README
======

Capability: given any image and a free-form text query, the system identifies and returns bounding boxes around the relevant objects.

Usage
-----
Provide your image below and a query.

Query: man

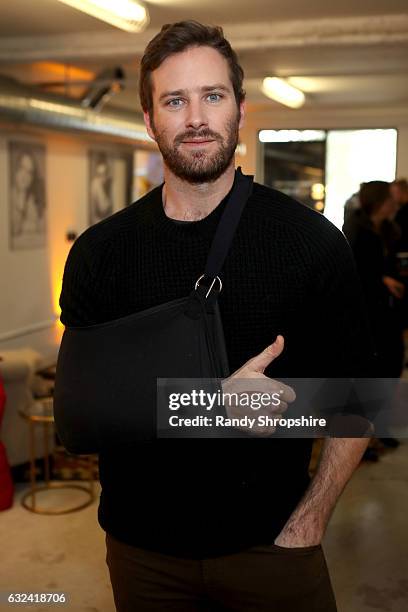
[59,21,374,612]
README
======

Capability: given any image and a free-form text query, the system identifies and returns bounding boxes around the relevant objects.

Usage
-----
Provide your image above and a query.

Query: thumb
[248,336,285,374]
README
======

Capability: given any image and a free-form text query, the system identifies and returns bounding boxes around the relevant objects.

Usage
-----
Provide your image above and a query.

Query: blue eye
[207,93,222,102]
[167,98,184,107]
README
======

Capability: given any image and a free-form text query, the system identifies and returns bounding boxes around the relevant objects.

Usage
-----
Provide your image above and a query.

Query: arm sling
[53,168,254,453]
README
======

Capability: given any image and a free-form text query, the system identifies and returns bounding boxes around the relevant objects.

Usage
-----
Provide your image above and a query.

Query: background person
[392,178,408,330]
[343,181,404,451]
[392,178,408,251]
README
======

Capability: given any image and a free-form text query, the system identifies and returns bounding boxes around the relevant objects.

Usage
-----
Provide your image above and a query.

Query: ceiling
[2,0,408,34]
[1,0,408,115]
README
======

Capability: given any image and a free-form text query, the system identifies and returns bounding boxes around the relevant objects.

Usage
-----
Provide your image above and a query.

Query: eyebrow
[158,84,231,101]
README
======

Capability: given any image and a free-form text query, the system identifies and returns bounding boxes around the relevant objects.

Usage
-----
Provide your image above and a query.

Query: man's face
[144,45,245,184]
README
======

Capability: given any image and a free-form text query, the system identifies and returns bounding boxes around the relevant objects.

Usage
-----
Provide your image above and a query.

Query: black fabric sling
[53,168,254,454]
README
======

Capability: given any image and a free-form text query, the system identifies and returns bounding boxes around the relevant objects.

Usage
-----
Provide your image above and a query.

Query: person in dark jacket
[343,181,404,451]
[392,178,408,252]
[392,179,408,327]
[343,181,404,376]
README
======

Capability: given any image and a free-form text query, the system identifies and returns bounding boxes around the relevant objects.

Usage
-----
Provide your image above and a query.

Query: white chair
[0,348,55,467]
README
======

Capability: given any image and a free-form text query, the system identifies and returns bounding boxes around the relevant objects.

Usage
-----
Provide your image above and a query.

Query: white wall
[0,123,136,352]
[396,126,408,177]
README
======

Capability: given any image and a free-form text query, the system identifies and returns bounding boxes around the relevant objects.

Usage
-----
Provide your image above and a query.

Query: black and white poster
[88,150,114,225]
[9,141,47,250]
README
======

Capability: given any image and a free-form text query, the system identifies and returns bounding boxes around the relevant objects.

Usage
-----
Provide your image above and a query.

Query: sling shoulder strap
[195,167,254,299]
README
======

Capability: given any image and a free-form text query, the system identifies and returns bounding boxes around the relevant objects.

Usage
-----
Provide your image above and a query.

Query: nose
[185,97,208,130]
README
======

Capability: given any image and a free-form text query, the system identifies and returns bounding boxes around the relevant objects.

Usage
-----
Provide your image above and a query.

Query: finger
[247,336,285,374]
[222,379,296,404]
[276,401,288,413]
[276,384,296,403]
[261,381,296,403]
[259,402,288,422]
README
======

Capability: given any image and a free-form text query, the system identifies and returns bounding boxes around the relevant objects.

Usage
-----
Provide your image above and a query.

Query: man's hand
[221,336,296,436]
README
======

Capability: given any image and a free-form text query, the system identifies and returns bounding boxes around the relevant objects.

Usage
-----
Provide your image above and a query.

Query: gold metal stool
[19,397,95,515]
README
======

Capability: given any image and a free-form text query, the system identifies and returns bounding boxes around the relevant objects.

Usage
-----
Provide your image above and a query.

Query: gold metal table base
[19,403,96,515]
[21,480,95,515]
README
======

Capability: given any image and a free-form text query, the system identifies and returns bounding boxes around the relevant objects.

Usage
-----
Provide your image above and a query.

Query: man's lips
[181,139,215,144]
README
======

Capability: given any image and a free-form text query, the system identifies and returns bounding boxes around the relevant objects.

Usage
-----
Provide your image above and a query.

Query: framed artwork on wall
[8,140,47,250]
[88,150,115,225]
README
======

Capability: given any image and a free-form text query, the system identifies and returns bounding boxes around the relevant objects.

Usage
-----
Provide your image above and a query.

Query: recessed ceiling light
[57,0,149,33]
[261,77,305,109]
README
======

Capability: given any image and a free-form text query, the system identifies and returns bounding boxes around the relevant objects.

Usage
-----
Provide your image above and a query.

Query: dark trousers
[106,533,337,612]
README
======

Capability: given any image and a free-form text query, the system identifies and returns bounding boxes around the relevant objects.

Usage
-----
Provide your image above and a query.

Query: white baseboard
[0,319,58,342]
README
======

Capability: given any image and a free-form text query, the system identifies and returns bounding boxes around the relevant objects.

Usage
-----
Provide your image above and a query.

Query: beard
[152,112,240,184]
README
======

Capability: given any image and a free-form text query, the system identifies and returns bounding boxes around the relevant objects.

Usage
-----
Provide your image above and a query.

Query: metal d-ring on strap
[195,274,223,299]
[192,168,253,302]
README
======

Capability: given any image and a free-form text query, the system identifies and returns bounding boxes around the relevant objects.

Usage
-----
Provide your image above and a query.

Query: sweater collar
[148,175,235,241]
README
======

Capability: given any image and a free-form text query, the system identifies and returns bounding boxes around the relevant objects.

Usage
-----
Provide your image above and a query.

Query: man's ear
[143,111,156,141]
[239,99,246,130]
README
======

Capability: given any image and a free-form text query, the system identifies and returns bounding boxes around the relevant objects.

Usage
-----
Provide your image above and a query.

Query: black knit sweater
[59,175,374,558]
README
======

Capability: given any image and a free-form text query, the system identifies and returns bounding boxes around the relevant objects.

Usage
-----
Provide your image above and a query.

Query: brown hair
[139,20,245,117]
[359,181,391,216]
